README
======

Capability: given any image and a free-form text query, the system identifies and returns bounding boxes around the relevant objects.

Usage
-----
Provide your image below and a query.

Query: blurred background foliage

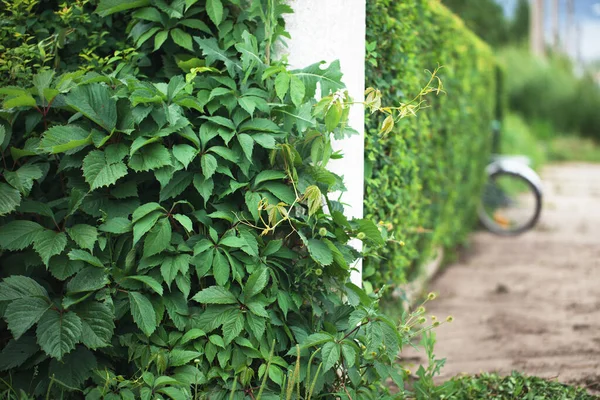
[443,0,600,163]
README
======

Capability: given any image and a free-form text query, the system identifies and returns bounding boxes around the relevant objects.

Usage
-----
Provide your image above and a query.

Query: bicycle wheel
[478,163,543,236]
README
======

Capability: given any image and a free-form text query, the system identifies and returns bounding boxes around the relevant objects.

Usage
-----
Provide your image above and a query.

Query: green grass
[500,114,547,170]
[547,136,600,163]
[440,371,599,399]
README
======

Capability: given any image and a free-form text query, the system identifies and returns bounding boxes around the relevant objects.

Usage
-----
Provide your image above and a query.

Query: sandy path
[407,163,600,393]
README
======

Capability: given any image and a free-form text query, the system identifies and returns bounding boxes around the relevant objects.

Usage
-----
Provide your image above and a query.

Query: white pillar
[283,1,366,286]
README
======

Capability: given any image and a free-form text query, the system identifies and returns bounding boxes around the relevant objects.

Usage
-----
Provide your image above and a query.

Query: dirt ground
[405,163,600,393]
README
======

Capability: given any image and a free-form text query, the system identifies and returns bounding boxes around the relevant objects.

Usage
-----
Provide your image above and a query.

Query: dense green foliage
[441,0,509,47]
[444,371,599,399]
[0,1,442,399]
[364,0,496,286]
[501,46,600,141]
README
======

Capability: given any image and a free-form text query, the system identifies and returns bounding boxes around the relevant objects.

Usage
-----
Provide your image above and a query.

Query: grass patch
[441,371,599,399]
[547,136,600,163]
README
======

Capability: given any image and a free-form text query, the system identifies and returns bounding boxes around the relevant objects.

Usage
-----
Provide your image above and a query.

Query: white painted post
[283,1,366,286]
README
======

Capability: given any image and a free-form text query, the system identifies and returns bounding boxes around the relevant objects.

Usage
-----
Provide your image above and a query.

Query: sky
[497,0,600,63]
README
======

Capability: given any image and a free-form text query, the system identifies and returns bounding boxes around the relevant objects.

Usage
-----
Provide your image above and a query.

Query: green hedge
[364,0,497,287]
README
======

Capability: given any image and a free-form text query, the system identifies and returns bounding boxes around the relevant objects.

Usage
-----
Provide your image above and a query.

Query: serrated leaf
[306,239,333,266]
[193,175,213,207]
[243,267,269,299]
[292,60,344,99]
[223,311,244,345]
[212,250,229,286]
[321,342,340,372]
[36,309,82,360]
[143,218,171,257]
[3,94,37,108]
[39,125,92,154]
[0,220,44,251]
[245,312,265,339]
[192,286,237,304]
[253,170,286,187]
[66,267,109,294]
[289,75,305,107]
[201,153,217,179]
[180,328,206,344]
[161,254,190,286]
[83,150,128,190]
[159,171,193,201]
[237,134,254,161]
[68,249,104,268]
[33,230,67,266]
[5,297,51,339]
[356,219,385,246]
[0,276,47,302]
[171,28,194,51]
[128,292,157,336]
[169,349,202,367]
[126,275,164,296]
[133,202,164,223]
[173,214,193,233]
[274,72,290,101]
[76,302,115,349]
[0,336,39,371]
[98,217,132,234]
[172,144,197,169]
[238,118,280,133]
[260,182,296,204]
[66,84,117,131]
[154,30,169,51]
[95,0,150,16]
[67,224,98,251]
[206,0,223,26]
[128,143,171,172]
[49,256,84,280]
[4,164,43,196]
[0,183,21,216]
[133,211,163,244]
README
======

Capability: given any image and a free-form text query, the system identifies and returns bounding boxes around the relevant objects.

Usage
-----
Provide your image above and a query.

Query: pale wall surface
[283,0,366,284]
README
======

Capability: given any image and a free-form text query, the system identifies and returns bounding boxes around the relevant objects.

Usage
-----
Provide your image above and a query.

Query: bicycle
[478,122,543,236]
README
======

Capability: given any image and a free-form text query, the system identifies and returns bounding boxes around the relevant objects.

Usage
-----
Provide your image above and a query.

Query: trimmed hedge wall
[364,0,497,287]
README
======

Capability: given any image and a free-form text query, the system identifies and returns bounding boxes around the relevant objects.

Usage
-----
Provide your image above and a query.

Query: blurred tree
[442,0,510,46]
[511,0,530,43]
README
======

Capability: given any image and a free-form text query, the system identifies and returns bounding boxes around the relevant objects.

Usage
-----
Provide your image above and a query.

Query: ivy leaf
[68,249,104,268]
[49,256,84,280]
[245,312,265,340]
[275,73,290,101]
[237,134,254,161]
[212,249,229,286]
[0,220,44,251]
[193,176,214,207]
[291,60,344,99]
[170,28,194,51]
[356,219,385,246]
[128,143,171,172]
[0,183,21,216]
[76,301,115,349]
[36,310,82,360]
[126,275,164,296]
[321,342,341,372]
[239,118,280,133]
[98,217,132,234]
[201,154,218,179]
[5,297,51,340]
[159,171,193,201]
[306,239,333,266]
[4,164,43,196]
[289,75,306,107]
[243,267,269,299]
[39,125,92,154]
[128,292,157,336]
[341,343,357,368]
[66,84,117,131]
[143,218,172,257]
[95,0,150,17]
[160,254,190,287]
[169,349,202,367]
[222,311,244,345]
[195,37,240,76]
[66,267,109,294]
[67,224,98,251]
[33,230,67,266]
[206,0,223,26]
[173,214,193,232]
[0,336,39,371]
[83,150,128,190]
[172,144,197,169]
[253,170,287,187]
[180,328,206,344]
[192,286,237,304]
[0,276,48,301]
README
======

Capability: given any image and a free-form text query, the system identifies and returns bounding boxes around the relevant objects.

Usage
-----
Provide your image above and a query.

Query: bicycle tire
[478,163,543,236]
